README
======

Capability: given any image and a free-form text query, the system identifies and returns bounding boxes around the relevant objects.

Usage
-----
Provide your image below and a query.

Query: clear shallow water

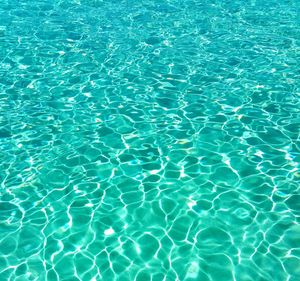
[0,0,300,280]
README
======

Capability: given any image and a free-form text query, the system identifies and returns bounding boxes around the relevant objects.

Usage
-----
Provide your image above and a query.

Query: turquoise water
[1,0,300,280]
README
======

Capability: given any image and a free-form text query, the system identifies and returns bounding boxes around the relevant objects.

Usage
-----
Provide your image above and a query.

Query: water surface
[0,0,300,280]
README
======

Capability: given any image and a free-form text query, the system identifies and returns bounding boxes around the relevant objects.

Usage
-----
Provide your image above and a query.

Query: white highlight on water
[104,227,115,236]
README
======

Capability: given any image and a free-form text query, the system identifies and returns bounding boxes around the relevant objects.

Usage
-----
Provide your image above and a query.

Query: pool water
[1,0,300,280]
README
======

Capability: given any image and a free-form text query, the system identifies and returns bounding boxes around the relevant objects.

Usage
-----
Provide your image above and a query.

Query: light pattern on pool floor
[0,0,300,280]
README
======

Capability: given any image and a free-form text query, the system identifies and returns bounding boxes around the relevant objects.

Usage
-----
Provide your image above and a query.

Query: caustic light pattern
[0,0,300,280]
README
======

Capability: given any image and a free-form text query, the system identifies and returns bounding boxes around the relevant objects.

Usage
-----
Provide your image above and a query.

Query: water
[0,0,300,280]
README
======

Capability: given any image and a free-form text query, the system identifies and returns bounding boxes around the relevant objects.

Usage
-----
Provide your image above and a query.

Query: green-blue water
[1,0,300,280]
